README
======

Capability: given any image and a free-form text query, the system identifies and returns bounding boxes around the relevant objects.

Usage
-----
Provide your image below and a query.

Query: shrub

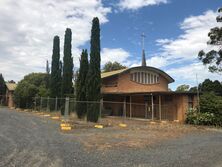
[186,109,222,127]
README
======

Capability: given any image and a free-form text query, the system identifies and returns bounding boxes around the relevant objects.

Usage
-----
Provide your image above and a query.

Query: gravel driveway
[0,108,222,167]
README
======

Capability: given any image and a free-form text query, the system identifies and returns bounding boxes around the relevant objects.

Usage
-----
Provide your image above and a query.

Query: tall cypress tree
[0,74,6,95]
[0,74,6,104]
[86,17,101,122]
[76,49,89,118]
[50,36,61,98]
[61,28,73,98]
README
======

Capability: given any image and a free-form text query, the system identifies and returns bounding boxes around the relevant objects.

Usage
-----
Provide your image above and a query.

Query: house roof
[6,83,17,91]
[101,66,175,83]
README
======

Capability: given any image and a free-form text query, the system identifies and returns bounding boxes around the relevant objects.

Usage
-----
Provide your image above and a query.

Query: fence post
[47,96,50,112]
[40,97,43,112]
[34,97,37,111]
[99,98,103,119]
[55,97,58,111]
[64,97,70,120]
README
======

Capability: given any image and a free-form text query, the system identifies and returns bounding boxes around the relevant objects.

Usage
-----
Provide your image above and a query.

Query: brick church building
[101,49,197,122]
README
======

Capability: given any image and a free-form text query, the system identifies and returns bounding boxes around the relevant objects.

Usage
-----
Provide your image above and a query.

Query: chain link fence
[28,97,177,121]
[0,95,178,121]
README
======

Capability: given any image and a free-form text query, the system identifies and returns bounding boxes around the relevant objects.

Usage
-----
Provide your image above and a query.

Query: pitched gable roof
[6,83,17,91]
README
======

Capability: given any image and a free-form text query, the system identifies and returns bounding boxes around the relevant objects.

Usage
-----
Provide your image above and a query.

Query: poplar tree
[76,49,89,118]
[50,36,61,98]
[86,17,101,122]
[61,28,73,98]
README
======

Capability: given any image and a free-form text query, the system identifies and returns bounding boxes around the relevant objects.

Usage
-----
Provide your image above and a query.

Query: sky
[0,0,221,90]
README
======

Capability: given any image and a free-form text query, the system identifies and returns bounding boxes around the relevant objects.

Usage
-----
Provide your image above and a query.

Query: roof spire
[141,33,146,66]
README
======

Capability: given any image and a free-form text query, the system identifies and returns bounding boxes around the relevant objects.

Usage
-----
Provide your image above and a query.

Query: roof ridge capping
[101,66,174,83]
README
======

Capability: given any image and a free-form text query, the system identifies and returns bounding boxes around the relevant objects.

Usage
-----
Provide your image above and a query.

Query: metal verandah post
[123,97,126,119]
[151,94,154,120]
[130,96,132,119]
[159,95,162,121]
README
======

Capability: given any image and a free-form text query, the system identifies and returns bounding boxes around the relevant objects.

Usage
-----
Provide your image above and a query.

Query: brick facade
[101,66,197,122]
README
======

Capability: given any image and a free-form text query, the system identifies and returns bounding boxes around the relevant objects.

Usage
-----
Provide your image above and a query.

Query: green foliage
[0,74,6,95]
[14,73,50,108]
[50,36,62,98]
[199,79,222,96]
[176,84,190,92]
[186,109,216,126]
[199,92,222,115]
[189,86,198,92]
[61,28,74,99]
[86,17,101,122]
[198,8,222,73]
[186,92,222,126]
[76,49,89,119]
[103,61,126,72]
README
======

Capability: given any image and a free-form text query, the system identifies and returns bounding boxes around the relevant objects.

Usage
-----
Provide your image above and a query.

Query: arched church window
[130,72,160,84]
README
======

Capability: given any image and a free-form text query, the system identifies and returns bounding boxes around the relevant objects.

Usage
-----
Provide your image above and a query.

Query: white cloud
[153,10,222,89]
[156,10,220,63]
[0,0,111,81]
[167,62,222,90]
[101,48,131,66]
[118,0,168,10]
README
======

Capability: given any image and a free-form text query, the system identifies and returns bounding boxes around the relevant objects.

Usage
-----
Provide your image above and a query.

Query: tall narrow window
[141,72,144,83]
[148,73,150,84]
[138,72,140,83]
[151,74,153,84]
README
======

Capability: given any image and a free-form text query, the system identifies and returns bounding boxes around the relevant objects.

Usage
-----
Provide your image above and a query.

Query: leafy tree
[198,7,222,73]
[0,74,6,95]
[14,73,50,108]
[189,86,198,92]
[200,79,222,96]
[76,49,89,118]
[86,17,101,122]
[50,36,61,98]
[200,92,222,115]
[176,84,190,92]
[103,61,126,72]
[61,28,73,98]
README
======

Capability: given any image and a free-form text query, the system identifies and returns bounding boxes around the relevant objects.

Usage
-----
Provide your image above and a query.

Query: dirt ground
[23,109,208,151]
[71,117,207,151]
[2,108,222,167]
[15,109,208,151]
